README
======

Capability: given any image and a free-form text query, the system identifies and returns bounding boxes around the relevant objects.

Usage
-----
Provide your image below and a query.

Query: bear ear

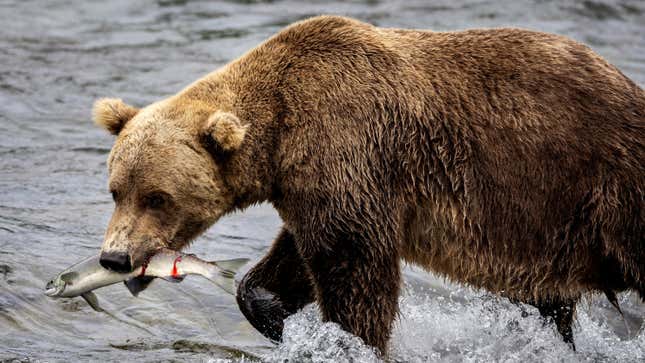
[203,111,248,151]
[92,98,139,135]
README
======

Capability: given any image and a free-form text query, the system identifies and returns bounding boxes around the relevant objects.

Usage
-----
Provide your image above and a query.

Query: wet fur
[96,16,644,353]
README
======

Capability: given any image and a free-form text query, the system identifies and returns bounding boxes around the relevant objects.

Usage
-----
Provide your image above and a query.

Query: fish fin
[212,258,249,277]
[81,292,104,312]
[161,275,185,283]
[207,258,249,295]
[124,276,155,297]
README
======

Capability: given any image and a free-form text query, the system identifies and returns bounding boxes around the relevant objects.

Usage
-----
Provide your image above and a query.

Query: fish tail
[206,258,249,295]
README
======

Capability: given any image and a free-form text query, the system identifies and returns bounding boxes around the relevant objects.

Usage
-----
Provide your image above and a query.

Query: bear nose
[99,251,132,273]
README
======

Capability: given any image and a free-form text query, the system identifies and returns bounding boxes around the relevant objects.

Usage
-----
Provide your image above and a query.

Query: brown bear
[92,16,644,354]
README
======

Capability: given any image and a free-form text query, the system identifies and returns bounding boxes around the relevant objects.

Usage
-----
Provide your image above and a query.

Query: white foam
[261,279,643,363]
[263,305,381,363]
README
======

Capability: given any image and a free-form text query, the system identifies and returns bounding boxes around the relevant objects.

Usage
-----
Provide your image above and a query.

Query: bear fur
[94,16,644,353]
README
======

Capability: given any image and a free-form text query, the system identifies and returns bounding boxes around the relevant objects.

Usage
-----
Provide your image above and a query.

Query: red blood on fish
[139,262,148,276]
[171,255,182,277]
[139,255,152,276]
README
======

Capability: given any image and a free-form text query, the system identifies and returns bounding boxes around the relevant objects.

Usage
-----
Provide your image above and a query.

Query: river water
[0,0,643,362]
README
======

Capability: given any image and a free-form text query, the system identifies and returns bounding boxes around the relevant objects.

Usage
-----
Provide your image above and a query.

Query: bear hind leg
[534,299,577,350]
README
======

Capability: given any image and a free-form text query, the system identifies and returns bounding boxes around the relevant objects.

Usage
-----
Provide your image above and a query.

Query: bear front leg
[237,227,314,341]
[301,230,402,354]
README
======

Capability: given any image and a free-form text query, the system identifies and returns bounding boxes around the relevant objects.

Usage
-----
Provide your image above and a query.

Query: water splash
[263,305,381,363]
[256,283,643,363]
[391,290,577,363]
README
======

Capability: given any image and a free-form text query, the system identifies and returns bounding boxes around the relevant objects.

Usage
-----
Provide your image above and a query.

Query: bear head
[92,97,247,271]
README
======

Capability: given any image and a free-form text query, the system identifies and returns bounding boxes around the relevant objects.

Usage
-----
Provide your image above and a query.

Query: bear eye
[145,193,167,210]
[110,190,119,202]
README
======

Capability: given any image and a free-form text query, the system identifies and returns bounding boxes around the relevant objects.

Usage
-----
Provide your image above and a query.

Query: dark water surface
[1,1,644,362]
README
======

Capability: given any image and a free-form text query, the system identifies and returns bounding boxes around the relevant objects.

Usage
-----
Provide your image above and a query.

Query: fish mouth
[44,280,64,297]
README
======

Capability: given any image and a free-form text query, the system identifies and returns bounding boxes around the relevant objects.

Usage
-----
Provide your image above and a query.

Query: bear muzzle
[99,251,132,273]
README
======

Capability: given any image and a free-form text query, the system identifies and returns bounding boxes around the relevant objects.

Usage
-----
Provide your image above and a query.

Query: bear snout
[99,251,132,273]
